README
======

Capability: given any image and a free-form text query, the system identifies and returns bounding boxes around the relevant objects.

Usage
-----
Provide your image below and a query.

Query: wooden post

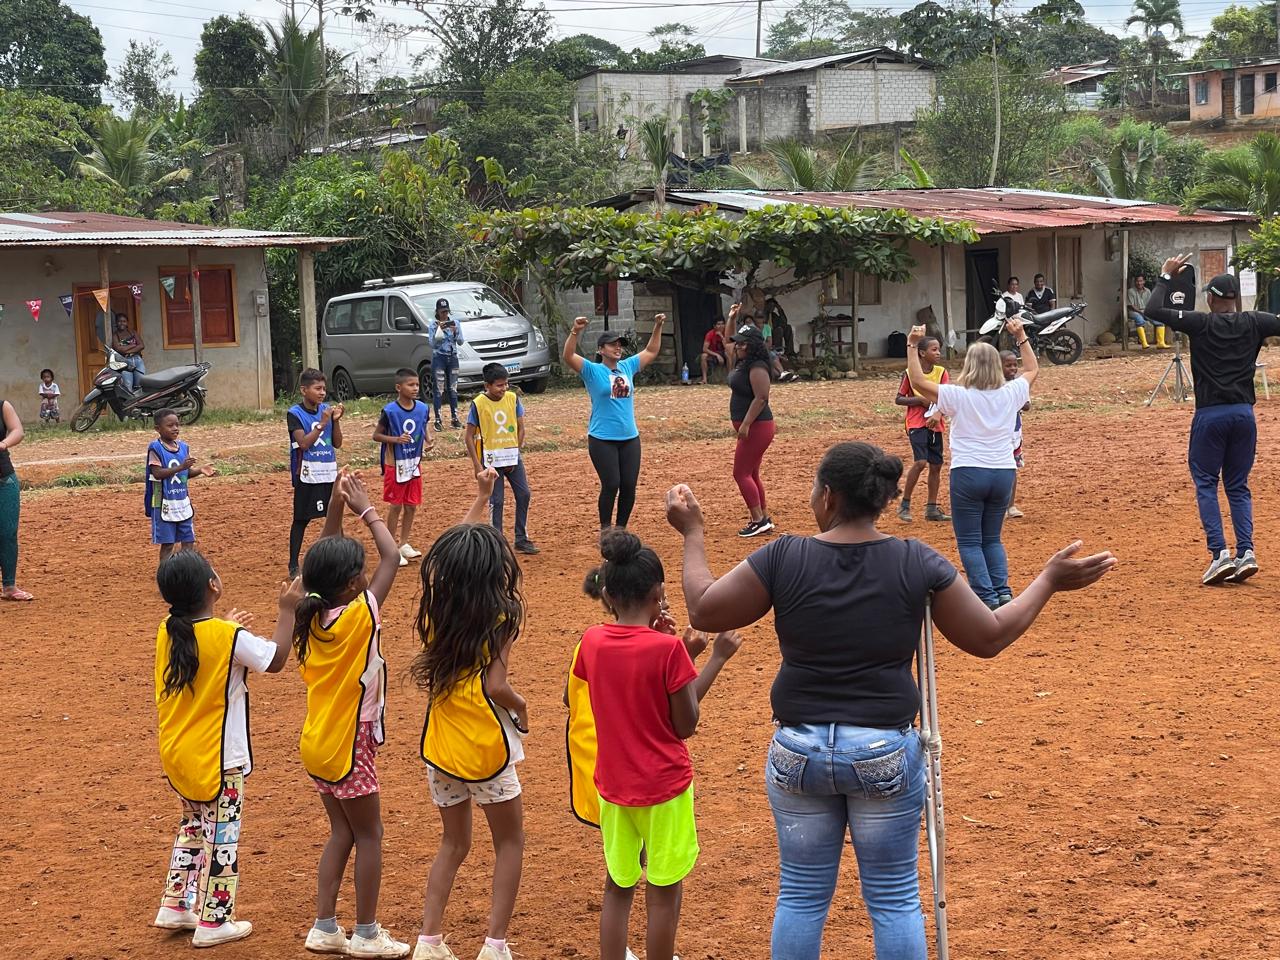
[97,247,110,344]
[738,93,747,153]
[1121,229,1130,351]
[940,244,955,358]
[188,247,203,364]
[572,100,580,143]
[852,270,860,374]
[298,248,320,372]
[893,124,902,172]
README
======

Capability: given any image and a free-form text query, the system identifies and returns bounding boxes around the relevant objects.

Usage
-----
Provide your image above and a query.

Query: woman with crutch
[663,442,1115,960]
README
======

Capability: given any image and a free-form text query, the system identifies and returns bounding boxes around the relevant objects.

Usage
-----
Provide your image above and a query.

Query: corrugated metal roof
[658,188,1254,235]
[729,48,926,83]
[0,211,348,248]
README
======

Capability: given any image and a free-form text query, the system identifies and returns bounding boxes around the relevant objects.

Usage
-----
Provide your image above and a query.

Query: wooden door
[73,285,139,399]
[1201,248,1227,282]
[1241,74,1256,116]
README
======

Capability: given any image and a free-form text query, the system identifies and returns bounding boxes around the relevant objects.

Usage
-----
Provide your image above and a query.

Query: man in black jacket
[1147,254,1280,585]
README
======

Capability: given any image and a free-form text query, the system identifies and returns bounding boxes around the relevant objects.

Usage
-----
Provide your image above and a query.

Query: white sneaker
[1227,548,1259,583]
[154,906,199,930]
[1006,505,1024,518]
[192,920,253,948]
[1203,549,1236,586]
[625,950,639,960]
[305,925,351,954]
[349,926,411,958]
[477,945,513,960]
[400,543,423,560]
[413,939,459,960]
[398,552,409,567]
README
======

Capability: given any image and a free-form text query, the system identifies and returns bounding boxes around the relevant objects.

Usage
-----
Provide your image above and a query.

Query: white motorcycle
[979,294,1085,365]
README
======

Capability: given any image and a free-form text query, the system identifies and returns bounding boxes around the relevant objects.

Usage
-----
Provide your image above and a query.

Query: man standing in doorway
[1026,274,1056,314]
[1146,257,1280,585]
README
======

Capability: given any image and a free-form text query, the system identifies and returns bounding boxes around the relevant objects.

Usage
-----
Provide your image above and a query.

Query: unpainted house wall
[574,71,727,149]
[814,64,936,130]
[1189,71,1224,122]
[0,246,273,422]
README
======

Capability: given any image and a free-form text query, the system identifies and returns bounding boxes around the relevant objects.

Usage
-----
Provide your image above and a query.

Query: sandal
[1,587,34,601]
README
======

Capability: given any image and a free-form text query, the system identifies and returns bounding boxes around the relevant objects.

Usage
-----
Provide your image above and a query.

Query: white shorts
[427,764,522,808]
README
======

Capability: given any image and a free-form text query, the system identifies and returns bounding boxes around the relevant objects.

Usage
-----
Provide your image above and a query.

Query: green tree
[74,113,192,213]
[1187,132,1280,218]
[1195,3,1276,60]
[625,24,705,70]
[764,0,851,59]
[108,39,177,116]
[1088,139,1157,198]
[255,15,342,158]
[918,59,1069,187]
[899,0,994,66]
[1233,215,1280,309]
[1125,0,1184,106]
[193,15,268,142]
[1016,0,1123,67]
[842,9,905,49]
[0,0,107,108]
[724,137,885,190]
[533,33,625,77]
[637,116,674,212]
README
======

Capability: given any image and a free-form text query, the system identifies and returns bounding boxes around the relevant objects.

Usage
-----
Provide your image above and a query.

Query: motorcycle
[70,348,211,433]
[979,294,1085,365]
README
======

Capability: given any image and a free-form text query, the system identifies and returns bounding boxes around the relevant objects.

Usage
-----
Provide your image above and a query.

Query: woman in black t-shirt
[0,400,30,601]
[726,312,776,539]
[664,441,1114,960]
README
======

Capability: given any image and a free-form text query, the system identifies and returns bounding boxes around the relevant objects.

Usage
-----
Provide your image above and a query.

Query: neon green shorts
[599,784,699,888]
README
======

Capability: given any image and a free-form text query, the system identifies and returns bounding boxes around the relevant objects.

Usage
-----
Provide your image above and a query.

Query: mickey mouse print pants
[160,770,244,928]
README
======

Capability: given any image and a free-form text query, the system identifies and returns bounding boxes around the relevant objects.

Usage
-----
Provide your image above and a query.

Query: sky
[67,0,1237,104]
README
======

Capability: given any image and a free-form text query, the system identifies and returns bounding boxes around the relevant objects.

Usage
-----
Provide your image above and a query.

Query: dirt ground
[5,352,1280,960]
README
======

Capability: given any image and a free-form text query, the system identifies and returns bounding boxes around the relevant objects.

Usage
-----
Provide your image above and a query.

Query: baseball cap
[1205,273,1239,299]
[596,331,626,347]
[435,298,450,311]
[729,324,764,343]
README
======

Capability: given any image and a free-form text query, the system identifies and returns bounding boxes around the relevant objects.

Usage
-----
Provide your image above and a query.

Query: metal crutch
[918,597,949,960]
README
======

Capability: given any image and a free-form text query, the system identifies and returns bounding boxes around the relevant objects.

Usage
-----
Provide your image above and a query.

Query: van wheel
[331,368,357,402]
[418,364,435,403]
[523,376,549,394]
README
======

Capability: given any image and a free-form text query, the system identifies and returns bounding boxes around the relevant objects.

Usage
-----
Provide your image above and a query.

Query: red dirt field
[4,353,1280,960]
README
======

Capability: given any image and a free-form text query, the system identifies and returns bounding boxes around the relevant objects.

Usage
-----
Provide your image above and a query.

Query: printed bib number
[484,447,520,469]
[161,496,194,523]
[396,457,421,483]
[300,460,338,484]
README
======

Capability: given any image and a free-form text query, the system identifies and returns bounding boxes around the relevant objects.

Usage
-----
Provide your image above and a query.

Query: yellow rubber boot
[1136,326,1150,348]
[1156,325,1168,348]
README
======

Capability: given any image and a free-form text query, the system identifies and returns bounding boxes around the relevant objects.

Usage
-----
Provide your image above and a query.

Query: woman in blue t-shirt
[561,313,668,528]
[664,441,1115,960]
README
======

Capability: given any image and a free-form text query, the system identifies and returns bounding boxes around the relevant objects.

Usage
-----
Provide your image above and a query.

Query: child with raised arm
[296,470,410,958]
[573,529,742,960]
[152,550,292,947]
[464,362,539,555]
[373,367,434,566]
[146,408,216,566]
[287,368,345,579]
[895,335,949,523]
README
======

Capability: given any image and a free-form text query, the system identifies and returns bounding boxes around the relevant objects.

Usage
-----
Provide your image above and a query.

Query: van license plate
[504,362,521,374]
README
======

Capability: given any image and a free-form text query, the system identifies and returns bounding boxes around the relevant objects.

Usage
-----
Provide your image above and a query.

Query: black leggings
[587,435,642,528]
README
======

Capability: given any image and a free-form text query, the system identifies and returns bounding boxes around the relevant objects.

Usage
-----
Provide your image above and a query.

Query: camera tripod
[1146,331,1192,406]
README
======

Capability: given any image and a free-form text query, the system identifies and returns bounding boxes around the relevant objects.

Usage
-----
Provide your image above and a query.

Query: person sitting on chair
[110,313,147,392]
[1128,274,1167,349]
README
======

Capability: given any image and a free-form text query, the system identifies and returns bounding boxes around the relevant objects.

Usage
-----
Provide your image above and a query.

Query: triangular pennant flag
[129,282,143,301]
[60,294,73,316]
[92,288,109,312]
[25,299,41,322]
[192,269,200,282]
[161,276,177,298]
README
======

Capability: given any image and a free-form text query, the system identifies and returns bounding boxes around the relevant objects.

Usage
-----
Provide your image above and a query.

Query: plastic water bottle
[681,363,690,384]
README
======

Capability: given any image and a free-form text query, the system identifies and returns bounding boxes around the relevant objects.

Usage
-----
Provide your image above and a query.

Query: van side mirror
[394,316,418,331]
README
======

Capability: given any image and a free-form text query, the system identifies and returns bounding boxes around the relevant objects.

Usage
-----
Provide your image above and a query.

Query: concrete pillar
[572,100,580,143]
[298,248,319,372]
[188,247,203,364]
[738,94,748,153]
[941,244,955,357]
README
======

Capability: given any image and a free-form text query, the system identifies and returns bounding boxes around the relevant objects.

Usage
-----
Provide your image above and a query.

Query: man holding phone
[430,297,466,431]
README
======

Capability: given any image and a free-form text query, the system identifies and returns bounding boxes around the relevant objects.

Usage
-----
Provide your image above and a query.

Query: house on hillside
[1180,58,1280,123]
[572,49,934,156]
[0,212,345,421]
[1043,61,1116,109]
[571,188,1254,371]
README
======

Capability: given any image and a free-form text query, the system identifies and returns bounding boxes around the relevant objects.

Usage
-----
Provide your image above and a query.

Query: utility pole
[756,0,763,57]
[987,0,1001,186]
[318,0,330,150]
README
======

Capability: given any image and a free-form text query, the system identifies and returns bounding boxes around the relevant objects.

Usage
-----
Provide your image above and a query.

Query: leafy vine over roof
[467,203,979,296]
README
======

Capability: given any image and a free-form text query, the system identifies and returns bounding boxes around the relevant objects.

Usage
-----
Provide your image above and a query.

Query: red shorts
[383,465,423,505]
[313,720,380,799]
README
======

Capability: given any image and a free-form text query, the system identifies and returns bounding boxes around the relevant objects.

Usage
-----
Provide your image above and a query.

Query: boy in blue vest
[287,368,345,578]
[145,408,215,566]
[464,362,540,554]
[373,367,434,566]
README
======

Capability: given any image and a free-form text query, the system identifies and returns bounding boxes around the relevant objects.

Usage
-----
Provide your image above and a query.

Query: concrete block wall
[817,66,935,130]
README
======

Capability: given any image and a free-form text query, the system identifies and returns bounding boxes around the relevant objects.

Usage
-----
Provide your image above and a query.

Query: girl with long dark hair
[153,550,290,947]
[726,311,777,537]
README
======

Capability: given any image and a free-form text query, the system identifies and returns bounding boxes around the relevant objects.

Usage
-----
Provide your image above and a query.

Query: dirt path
[4,352,1279,959]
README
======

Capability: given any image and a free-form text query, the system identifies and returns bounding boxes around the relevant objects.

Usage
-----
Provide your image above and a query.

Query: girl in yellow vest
[294,470,411,959]
[410,521,528,960]
[153,549,291,948]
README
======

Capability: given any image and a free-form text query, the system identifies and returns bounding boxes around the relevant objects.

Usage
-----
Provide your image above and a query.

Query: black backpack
[887,330,908,359]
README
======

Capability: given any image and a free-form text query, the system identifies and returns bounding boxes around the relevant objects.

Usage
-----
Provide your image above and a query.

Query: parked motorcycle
[70,348,210,433]
[980,294,1085,365]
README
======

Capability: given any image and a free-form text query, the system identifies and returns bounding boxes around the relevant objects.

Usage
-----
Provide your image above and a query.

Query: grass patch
[52,470,110,488]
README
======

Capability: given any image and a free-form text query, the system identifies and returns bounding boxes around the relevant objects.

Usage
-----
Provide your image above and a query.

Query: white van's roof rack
[360,272,436,290]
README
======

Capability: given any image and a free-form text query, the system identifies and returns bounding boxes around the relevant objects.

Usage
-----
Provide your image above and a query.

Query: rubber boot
[1156,325,1168,348]
[1136,326,1150,348]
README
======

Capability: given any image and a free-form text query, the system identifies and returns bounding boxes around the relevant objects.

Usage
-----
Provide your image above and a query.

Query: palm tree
[254,15,342,158]
[1187,132,1280,218]
[637,116,674,212]
[1125,0,1184,107]
[723,137,885,191]
[75,113,191,211]
[1088,138,1158,199]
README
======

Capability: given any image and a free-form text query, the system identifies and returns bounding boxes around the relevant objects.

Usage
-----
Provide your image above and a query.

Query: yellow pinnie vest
[472,392,520,468]
[155,617,241,804]
[566,641,601,827]
[298,592,384,783]
[421,642,510,783]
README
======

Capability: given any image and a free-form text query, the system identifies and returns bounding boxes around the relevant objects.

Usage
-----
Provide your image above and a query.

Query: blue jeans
[122,354,146,392]
[490,460,532,545]
[431,356,458,419]
[949,466,1016,606]
[766,723,926,960]
[1130,312,1163,332]
[1188,403,1256,554]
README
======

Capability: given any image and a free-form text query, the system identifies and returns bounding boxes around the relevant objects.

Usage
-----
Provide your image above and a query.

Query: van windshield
[413,287,517,322]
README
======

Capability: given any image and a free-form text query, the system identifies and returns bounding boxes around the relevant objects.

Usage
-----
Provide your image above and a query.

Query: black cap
[435,298,450,311]
[1205,273,1239,299]
[596,331,625,348]
[729,323,764,343]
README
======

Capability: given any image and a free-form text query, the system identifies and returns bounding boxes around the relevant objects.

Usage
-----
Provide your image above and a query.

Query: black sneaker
[451,418,463,430]
[756,516,776,533]
[433,418,443,432]
[738,519,769,538]
[514,541,541,555]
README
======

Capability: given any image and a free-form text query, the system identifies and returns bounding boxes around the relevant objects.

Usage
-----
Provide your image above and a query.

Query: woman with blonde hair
[907,319,1038,608]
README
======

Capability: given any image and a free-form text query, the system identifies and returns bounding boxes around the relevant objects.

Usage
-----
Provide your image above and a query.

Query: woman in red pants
[728,320,776,537]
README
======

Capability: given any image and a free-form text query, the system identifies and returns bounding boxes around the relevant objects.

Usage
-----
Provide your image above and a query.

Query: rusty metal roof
[0,211,349,248]
[651,188,1254,235]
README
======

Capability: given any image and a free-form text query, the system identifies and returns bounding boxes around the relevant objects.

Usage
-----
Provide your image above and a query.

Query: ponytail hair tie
[306,592,324,601]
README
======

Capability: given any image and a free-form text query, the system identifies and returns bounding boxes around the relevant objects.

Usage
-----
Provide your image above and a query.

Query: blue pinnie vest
[290,403,338,485]
[380,399,429,480]
[146,439,193,521]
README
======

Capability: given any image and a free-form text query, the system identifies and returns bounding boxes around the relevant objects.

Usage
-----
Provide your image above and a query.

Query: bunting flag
[25,299,41,322]
[0,303,5,325]
[192,269,200,281]
[60,294,73,316]
[129,282,143,301]
[161,276,177,298]
[92,288,110,312]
